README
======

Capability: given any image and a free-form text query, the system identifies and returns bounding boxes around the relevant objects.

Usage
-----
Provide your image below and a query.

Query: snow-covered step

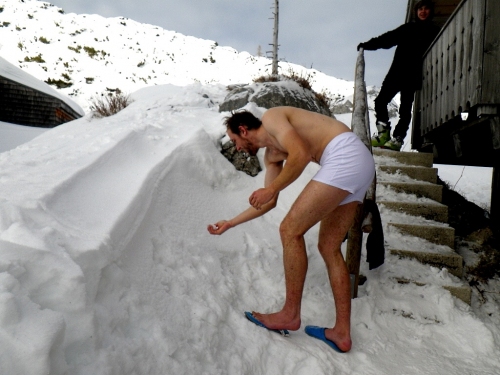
[390,248,463,277]
[379,165,438,183]
[379,181,443,202]
[395,278,471,305]
[373,148,434,167]
[378,201,449,222]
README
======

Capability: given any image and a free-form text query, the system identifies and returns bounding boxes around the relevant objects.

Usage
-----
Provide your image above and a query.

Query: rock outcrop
[218,80,334,176]
[219,81,332,117]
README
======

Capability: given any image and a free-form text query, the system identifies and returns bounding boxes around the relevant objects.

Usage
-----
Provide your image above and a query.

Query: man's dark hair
[223,110,262,135]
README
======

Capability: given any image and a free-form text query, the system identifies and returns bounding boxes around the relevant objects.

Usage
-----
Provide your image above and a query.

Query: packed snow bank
[0,121,48,153]
[0,84,499,374]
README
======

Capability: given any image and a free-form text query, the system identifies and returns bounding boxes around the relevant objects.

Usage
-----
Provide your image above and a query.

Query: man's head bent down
[224,110,262,156]
[223,110,262,135]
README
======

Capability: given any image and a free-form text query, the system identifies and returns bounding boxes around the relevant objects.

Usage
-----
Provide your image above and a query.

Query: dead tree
[269,0,279,75]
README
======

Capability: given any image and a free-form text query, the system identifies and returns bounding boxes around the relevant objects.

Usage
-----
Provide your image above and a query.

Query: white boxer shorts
[312,132,375,205]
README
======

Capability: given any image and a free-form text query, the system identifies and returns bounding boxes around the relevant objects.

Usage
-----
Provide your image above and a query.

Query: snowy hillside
[0,0,354,111]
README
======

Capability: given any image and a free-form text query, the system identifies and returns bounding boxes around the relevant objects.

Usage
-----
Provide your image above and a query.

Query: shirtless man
[207,106,375,352]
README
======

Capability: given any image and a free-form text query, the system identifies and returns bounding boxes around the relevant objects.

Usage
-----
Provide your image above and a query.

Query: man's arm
[249,111,310,210]
[207,156,283,235]
[359,24,406,51]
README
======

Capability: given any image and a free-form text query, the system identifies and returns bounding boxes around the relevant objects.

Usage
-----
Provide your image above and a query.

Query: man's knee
[317,238,343,257]
[279,216,304,240]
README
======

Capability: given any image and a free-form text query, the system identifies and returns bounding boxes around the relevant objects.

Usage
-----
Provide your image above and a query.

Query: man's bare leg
[317,201,358,352]
[252,180,350,332]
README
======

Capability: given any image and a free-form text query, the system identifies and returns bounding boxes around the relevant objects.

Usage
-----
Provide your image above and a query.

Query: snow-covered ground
[0,1,498,374]
[0,84,499,375]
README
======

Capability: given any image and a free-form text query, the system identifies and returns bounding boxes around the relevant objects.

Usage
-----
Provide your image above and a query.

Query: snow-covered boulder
[219,81,332,117]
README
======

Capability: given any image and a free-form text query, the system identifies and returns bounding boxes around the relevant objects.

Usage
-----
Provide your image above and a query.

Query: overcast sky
[47,0,409,86]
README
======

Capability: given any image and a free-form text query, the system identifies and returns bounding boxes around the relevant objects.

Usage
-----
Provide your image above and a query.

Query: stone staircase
[373,148,471,304]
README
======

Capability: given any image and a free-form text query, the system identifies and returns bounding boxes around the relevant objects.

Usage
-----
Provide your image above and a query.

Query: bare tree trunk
[271,0,279,75]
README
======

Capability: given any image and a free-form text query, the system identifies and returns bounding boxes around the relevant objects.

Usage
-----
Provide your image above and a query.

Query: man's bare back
[261,107,352,164]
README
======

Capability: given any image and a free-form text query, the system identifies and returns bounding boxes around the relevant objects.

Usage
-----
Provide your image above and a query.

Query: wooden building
[406,0,500,226]
[0,57,83,128]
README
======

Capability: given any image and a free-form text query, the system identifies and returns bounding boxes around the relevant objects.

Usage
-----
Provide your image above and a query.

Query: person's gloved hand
[357,43,366,51]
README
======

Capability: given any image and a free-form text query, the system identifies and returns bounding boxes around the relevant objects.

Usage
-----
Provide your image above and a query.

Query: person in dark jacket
[358,0,440,151]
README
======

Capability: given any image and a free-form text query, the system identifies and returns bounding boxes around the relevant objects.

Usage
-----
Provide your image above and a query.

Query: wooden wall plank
[481,0,500,104]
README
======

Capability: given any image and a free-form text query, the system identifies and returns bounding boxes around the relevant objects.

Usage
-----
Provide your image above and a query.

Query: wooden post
[346,204,365,298]
[346,48,375,298]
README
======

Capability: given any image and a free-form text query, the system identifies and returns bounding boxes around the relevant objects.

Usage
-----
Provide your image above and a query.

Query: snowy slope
[0,0,354,111]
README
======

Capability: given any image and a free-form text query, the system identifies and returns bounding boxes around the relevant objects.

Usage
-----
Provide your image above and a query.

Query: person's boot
[371,121,391,148]
[384,136,404,151]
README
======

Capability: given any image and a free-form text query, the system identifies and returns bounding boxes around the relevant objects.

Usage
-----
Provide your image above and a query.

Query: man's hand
[207,220,232,235]
[249,187,276,210]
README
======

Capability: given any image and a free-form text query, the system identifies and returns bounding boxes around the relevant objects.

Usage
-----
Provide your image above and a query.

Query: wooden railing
[414,0,500,141]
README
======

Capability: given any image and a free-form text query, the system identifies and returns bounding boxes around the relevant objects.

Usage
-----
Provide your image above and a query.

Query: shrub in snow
[89,91,132,118]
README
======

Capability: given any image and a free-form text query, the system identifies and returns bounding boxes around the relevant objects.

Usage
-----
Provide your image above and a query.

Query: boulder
[219,81,332,117]
[220,140,261,177]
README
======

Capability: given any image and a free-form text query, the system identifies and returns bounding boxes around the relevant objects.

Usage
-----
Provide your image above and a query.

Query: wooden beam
[491,160,500,233]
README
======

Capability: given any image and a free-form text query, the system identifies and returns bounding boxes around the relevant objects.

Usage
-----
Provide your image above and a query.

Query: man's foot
[371,121,391,148]
[305,326,351,353]
[245,312,290,336]
[324,327,352,352]
[383,136,403,151]
[251,310,301,332]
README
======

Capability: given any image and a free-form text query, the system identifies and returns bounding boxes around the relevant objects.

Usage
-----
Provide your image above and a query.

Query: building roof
[0,56,84,117]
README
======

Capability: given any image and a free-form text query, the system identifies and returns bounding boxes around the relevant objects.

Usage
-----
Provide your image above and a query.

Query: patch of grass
[24,54,45,63]
[253,68,315,91]
[89,91,133,118]
[83,46,98,58]
[68,45,82,53]
[45,78,72,89]
[315,90,332,110]
[39,36,50,44]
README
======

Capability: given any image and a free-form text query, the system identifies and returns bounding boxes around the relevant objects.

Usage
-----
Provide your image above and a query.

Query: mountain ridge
[0,0,355,111]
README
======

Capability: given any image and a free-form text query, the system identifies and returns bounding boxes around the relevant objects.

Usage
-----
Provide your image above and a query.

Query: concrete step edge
[389,248,463,277]
[388,223,455,248]
[373,148,434,167]
[378,165,438,183]
[379,181,443,202]
[378,201,449,223]
[395,278,471,305]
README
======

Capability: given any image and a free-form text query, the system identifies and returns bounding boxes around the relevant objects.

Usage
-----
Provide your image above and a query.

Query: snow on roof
[0,56,84,116]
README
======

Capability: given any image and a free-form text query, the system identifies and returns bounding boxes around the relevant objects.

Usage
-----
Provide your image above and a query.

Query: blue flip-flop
[304,325,346,353]
[244,311,290,337]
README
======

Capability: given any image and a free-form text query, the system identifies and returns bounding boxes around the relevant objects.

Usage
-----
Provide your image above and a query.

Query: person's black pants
[374,75,416,139]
